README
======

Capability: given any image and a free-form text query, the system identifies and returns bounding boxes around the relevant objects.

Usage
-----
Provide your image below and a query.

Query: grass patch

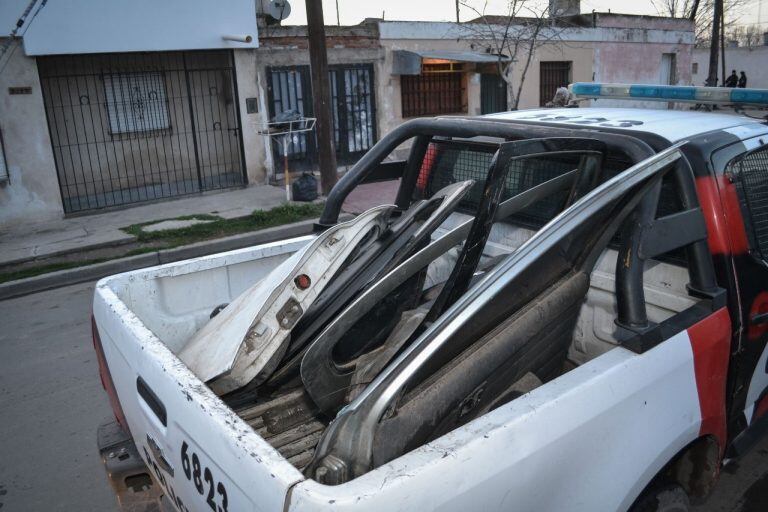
[0,203,325,283]
[0,202,326,285]
[123,202,325,248]
[0,259,107,284]
[128,213,223,230]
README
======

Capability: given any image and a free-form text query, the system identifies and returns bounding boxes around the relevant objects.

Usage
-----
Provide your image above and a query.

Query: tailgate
[93,282,305,512]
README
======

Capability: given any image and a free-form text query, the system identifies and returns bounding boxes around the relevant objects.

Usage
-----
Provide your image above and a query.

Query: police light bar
[569,82,768,106]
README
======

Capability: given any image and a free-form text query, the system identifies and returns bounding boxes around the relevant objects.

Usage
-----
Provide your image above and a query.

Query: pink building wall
[596,42,693,85]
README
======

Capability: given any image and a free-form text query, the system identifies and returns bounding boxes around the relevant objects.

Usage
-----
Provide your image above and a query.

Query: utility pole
[706,0,723,86]
[456,0,460,23]
[306,0,338,195]
[720,4,726,86]
[335,0,340,26]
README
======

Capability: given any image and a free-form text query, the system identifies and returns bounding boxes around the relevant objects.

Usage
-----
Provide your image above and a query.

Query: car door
[283,140,732,512]
[721,143,768,454]
[306,136,724,478]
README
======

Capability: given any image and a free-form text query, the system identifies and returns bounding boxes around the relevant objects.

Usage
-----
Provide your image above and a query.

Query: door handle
[137,377,167,426]
[147,434,175,477]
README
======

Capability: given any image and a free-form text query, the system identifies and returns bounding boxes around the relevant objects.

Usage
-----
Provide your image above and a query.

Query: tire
[630,484,690,512]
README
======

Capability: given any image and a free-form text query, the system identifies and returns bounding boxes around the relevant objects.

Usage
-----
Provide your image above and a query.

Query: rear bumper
[97,419,166,512]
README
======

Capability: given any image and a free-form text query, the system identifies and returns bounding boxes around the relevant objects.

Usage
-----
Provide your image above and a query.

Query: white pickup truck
[93,87,768,512]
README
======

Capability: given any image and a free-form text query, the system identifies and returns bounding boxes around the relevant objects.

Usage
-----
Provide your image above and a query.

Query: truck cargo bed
[234,388,327,471]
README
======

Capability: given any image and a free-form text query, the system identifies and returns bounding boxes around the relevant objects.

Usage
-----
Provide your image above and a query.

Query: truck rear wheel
[630,484,690,512]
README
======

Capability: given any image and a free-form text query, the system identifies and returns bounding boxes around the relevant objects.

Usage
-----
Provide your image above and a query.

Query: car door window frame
[727,144,768,265]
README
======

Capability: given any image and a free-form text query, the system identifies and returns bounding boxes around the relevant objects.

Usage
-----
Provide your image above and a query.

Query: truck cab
[92,86,768,512]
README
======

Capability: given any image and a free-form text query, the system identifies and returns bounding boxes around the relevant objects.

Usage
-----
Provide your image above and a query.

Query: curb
[0,234,138,270]
[0,215,351,301]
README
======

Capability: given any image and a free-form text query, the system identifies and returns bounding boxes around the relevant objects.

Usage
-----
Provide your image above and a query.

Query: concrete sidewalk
[0,185,288,268]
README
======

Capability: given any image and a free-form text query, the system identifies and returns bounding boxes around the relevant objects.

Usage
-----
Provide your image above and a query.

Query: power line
[0,0,39,60]
[0,0,47,77]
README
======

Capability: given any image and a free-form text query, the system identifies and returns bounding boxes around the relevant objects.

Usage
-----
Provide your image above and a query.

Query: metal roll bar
[316,116,718,338]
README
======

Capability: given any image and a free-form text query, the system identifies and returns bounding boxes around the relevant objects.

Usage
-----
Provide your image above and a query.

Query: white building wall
[376,17,694,130]
[691,46,768,88]
[0,43,62,228]
[234,49,271,184]
[4,0,258,56]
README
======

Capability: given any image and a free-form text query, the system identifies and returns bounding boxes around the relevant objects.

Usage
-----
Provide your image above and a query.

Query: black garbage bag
[292,172,318,202]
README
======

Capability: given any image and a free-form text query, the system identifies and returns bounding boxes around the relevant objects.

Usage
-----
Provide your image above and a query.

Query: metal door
[722,144,768,454]
[265,66,316,173]
[330,64,377,165]
[266,63,376,176]
[480,73,507,114]
[38,51,246,213]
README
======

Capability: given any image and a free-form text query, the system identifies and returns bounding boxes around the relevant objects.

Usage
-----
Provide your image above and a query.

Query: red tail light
[92,316,129,432]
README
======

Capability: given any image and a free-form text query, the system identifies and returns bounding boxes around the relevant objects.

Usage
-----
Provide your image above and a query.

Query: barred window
[539,61,572,107]
[104,72,170,134]
[267,67,311,158]
[401,64,464,118]
[730,147,768,260]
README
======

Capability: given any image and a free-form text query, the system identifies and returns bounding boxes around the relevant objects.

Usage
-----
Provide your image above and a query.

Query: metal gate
[480,73,508,114]
[539,61,572,107]
[266,63,376,174]
[38,51,246,213]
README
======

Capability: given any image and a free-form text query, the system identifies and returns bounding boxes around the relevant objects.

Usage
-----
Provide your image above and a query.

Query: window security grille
[104,72,171,134]
[401,64,464,118]
[539,61,572,107]
[731,148,768,260]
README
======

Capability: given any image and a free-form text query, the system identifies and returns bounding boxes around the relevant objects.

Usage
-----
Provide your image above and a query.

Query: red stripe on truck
[754,393,768,424]
[695,176,749,256]
[688,307,731,453]
[748,292,768,342]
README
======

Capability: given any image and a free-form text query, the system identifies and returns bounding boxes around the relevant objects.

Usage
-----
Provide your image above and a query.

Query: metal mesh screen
[592,159,687,265]
[418,140,689,267]
[420,141,578,227]
[732,148,768,259]
[601,162,685,219]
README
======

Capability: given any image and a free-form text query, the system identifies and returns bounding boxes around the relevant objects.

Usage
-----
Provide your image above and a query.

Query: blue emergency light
[569,82,768,106]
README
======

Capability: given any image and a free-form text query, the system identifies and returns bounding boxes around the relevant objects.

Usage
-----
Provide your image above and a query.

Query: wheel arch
[631,434,721,509]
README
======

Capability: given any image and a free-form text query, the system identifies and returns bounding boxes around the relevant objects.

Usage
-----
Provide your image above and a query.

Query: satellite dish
[266,0,291,21]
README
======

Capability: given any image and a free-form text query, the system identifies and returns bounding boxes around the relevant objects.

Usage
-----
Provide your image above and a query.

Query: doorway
[481,74,508,114]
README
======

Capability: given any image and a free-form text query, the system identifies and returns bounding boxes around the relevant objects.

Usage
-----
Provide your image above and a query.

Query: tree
[460,1,566,109]
[652,0,750,47]
[727,23,763,47]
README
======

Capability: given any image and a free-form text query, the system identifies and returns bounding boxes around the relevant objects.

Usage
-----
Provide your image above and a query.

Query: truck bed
[233,387,326,471]
[107,218,695,474]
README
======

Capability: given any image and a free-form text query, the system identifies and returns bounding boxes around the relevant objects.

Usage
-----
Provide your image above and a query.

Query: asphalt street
[0,282,117,511]
[0,281,767,511]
